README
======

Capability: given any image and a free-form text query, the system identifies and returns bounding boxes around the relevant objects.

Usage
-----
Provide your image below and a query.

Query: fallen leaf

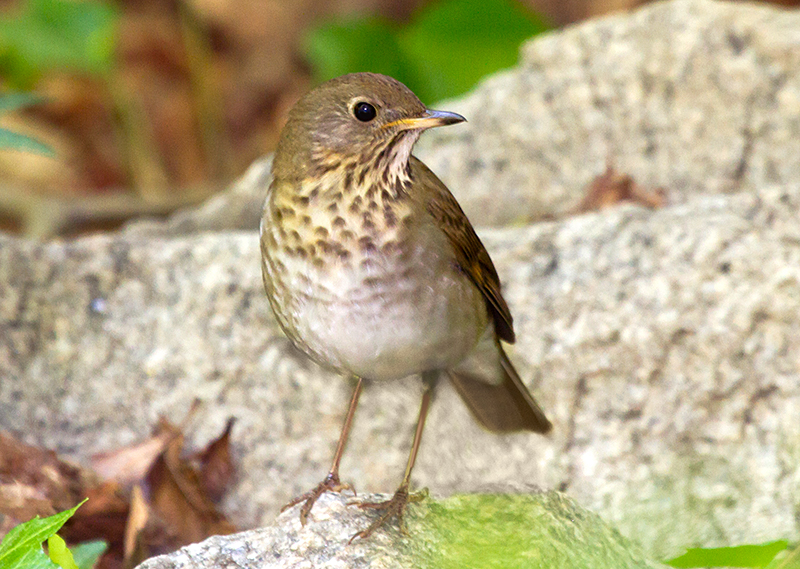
[91,420,182,490]
[193,418,236,502]
[576,163,667,213]
[124,485,148,560]
[121,484,160,569]
[1,410,237,569]
[144,434,236,547]
[0,431,96,524]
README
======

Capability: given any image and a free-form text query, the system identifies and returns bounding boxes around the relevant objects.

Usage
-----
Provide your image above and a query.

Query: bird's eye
[353,102,377,122]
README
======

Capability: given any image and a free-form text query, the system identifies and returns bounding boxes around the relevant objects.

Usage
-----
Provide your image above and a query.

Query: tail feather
[448,344,552,434]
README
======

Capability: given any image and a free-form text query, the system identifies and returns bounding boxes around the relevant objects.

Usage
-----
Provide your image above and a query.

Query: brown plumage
[412,156,550,432]
[260,72,551,540]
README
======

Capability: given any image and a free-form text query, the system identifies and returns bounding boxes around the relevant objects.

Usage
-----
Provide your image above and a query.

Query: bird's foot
[282,472,355,525]
[348,485,428,542]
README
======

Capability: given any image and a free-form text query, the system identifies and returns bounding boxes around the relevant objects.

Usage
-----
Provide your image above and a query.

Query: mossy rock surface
[405,492,663,568]
[137,491,665,569]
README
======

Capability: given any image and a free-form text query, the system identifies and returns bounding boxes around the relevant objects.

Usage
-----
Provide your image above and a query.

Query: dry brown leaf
[1,412,237,569]
[145,434,236,547]
[122,484,152,568]
[91,419,182,489]
[0,431,96,521]
[576,164,667,213]
[0,480,55,530]
[193,418,236,502]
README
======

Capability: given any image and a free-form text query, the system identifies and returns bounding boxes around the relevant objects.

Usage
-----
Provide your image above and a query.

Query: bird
[260,72,552,540]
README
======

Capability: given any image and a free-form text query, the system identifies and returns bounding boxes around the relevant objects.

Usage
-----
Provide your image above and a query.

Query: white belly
[295,252,487,380]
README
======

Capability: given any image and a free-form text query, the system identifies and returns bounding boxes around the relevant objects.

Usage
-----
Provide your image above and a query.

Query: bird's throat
[302,132,418,200]
[380,133,417,190]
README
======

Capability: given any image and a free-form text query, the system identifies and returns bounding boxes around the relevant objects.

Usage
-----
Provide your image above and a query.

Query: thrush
[260,72,552,540]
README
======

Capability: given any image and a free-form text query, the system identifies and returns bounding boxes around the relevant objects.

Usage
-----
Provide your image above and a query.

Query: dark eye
[353,102,377,122]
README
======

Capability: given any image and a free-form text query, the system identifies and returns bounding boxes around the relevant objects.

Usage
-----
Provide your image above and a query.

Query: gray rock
[1,0,799,564]
[136,491,665,569]
[122,155,273,236]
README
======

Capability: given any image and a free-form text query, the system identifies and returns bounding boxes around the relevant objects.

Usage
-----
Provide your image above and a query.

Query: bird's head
[273,72,465,184]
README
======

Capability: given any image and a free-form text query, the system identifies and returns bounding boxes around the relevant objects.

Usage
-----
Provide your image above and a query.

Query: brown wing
[411,156,515,343]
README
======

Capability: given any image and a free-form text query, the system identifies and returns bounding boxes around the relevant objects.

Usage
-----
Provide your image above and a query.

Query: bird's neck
[269,141,418,254]
[272,158,412,219]
[276,133,419,199]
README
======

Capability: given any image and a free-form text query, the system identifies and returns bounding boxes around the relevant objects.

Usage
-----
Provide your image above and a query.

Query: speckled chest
[261,167,418,309]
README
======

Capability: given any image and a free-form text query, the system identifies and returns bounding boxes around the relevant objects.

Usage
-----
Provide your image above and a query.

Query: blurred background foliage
[0,0,118,88]
[304,0,550,104]
[0,0,798,237]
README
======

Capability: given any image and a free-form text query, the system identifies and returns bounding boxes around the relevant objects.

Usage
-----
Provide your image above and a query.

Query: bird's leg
[350,372,436,542]
[282,376,363,525]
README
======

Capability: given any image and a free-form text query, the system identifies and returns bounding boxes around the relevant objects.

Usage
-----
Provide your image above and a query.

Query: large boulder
[1,0,799,564]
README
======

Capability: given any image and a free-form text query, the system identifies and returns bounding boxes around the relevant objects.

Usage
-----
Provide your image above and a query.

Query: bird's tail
[448,340,552,434]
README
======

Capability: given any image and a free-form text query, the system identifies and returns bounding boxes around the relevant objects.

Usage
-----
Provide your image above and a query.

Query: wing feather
[411,157,515,343]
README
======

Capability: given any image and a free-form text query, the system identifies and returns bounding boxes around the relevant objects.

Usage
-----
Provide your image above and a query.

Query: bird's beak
[383,109,466,132]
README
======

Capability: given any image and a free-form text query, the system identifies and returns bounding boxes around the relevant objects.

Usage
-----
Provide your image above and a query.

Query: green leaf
[0,500,87,569]
[10,548,61,569]
[70,541,107,569]
[0,0,119,87]
[397,0,550,102]
[0,92,54,155]
[770,545,800,569]
[666,540,789,568]
[48,535,79,569]
[303,17,413,86]
[0,127,55,156]
[5,547,60,569]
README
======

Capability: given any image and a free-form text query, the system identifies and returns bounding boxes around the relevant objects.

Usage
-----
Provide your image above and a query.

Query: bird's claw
[348,485,427,542]
[282,472,355,525]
